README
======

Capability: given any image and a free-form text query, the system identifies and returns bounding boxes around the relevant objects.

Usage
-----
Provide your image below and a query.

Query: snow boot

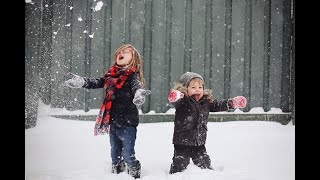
[127,161,141,179]
[111,159,126,174]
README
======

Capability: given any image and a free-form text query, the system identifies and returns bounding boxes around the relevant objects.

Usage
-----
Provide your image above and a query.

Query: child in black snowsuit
[64,44,151,179]
[167,72,247,174]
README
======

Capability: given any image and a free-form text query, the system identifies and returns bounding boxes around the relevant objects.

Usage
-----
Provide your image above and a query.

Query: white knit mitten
[133,89,151,106]
[64,72,85,88]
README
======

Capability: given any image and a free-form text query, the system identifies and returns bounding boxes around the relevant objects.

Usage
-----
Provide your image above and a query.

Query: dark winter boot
[169,155,189,174]
[191,145,214,170]
[127,161,141,179]
[193,157,214,170]
[111,159,126,174]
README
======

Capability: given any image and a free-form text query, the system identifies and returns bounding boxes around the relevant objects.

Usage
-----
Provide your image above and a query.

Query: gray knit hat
[179,72,204,86]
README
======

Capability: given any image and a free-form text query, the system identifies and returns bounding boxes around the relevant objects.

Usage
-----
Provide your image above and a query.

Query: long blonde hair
[112,44,145,85]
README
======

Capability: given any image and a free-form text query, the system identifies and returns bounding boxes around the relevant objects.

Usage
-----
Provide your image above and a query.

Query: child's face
[116,47,133,66]
[187,78,204,101]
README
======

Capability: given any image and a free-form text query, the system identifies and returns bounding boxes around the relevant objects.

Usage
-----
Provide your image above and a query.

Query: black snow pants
[169,144,213,174]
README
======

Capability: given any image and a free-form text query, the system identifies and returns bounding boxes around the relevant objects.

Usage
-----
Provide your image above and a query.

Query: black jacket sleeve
[210,98,233,112]
[82,76,105,89]
[131,73,144,95]
[170,96,186,109]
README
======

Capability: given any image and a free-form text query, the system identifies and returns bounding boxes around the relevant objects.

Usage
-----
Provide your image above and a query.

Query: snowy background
[25,101,295,180]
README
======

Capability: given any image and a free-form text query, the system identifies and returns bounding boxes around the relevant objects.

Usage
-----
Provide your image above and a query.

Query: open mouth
[119,55,124,60]
[192,94,201,101]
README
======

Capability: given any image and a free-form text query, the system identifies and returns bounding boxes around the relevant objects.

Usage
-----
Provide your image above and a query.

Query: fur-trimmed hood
[172,82,213,101]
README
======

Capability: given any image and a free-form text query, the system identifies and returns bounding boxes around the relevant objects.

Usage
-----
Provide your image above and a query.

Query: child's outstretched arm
[131,73,151,106]
[64,72,105,89]
[210,96,247,112]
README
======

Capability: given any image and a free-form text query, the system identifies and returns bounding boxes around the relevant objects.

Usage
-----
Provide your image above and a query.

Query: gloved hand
[168,90,184,103]
[232,96,247,108]
[64,72,85,88]
[133,89,151,106]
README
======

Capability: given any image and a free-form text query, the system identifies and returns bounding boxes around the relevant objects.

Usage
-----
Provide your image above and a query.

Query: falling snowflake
[94,1,104,12]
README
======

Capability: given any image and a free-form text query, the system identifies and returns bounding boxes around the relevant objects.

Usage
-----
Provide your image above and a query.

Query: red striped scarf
[94,65,136,136]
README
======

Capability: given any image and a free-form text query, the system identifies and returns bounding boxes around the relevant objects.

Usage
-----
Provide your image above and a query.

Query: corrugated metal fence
[25,0,295,127]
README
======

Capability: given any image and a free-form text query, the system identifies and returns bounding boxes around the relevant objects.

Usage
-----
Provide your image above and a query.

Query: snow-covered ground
[25,102,295,180]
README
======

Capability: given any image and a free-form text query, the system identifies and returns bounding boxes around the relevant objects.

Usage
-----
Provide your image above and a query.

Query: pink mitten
[168,90,184,102]
[232,96,247,108]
